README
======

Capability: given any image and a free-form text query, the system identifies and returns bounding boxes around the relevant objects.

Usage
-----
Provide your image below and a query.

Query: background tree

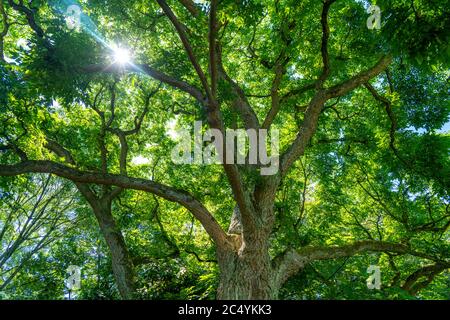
[0,174,80,295]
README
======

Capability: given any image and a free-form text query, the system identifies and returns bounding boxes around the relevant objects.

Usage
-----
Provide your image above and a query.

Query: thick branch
[261,63,286,130]
[402,263,450,296]
[272,240,438,289]
[326,55,393,98]
[209,0,219,99]
[80,63,204,103]
[7,0,51,49]
[0,160,229,248]
[205,50,256,234]
[156,0,212,100]
[217,47,260,130]
[280,55,392,177]
[280,90,328,176]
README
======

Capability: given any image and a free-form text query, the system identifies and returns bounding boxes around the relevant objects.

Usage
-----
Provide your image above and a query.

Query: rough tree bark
[217,240,274,299]
[216,205,273,299]
[86,195,136,299]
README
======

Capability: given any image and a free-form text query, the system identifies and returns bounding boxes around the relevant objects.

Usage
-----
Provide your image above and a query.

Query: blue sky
[439,121,450,133]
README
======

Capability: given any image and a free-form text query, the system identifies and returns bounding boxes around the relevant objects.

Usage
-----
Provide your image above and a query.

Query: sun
[111,45,131,65]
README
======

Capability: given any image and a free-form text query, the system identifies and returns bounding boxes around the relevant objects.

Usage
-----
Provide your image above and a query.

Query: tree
[0,174,80,292]
[0,0,448,299]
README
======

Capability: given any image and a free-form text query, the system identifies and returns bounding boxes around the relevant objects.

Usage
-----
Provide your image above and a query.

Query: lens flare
[112,46,131,65]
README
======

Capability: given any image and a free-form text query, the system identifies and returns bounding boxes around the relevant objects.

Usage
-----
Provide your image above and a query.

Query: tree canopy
[0,0,449,300]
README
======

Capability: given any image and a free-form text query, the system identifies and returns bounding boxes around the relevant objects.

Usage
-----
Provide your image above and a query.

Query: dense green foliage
[0,0,449,300]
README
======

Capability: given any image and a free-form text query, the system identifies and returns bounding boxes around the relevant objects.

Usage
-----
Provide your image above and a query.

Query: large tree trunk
[217,231,278,300]
[90,199,136,299]
[216,200,279,300]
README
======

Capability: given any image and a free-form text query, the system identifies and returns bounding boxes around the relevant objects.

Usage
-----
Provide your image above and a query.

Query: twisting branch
[184,248,217,263]
[96,83,115,175]
[184,30,256,233]
[6,142,28,162]
[150,197,180,258]
[45,139,76,164]
[401,263,450,296]
[279,55,393,177]
[272,240,447,290]
[209,0,219,99]
[156,0,212,101]
[316,0,336,88]
[364,81,447,188]
[260,16,295,130]
[0,1,10,61]
[106,83,161,177]
[217,46,260,130]
[261,63,287,130]
[364,82,406,165]
[45,134,135,298]
[6,0,51,49]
